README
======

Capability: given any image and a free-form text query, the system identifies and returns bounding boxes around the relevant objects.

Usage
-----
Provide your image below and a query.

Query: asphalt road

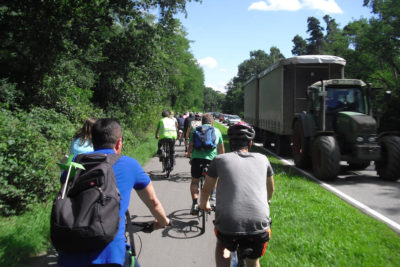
[128,143,217,267]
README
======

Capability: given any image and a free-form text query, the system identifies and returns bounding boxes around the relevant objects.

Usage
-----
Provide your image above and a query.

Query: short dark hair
[92,118,122,150]
[202,113,213,124]
[162,110,169,117]
[229,139,250,151]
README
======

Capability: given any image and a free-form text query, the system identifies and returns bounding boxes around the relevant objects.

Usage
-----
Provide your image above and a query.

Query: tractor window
[326,87,366,114]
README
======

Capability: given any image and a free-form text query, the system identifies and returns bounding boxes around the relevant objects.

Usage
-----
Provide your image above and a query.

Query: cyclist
[199,122,274,267]
[58,118,170,267]
[185,113,202,154]
[155,110,177,169]
[186,113,225,215]
[183,112,194,152]
[177,114,185,144]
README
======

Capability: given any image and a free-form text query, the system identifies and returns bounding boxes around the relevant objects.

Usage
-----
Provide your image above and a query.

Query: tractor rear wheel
[376,136,400,181]
[312,136,340,180]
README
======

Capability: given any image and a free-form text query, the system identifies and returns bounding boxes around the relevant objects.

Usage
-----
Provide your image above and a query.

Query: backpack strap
[106,153,122,166]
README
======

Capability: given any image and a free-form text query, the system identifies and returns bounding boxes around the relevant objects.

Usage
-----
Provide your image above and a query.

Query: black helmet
[228,122,255,141]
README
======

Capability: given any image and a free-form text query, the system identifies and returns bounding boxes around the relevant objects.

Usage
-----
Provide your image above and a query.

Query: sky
[177,0,374,93]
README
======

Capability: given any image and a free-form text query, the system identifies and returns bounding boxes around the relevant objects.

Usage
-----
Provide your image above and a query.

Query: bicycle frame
[161,140,171,178]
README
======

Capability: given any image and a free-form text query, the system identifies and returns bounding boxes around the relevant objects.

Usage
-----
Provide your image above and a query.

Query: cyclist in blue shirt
[58,118,170,267]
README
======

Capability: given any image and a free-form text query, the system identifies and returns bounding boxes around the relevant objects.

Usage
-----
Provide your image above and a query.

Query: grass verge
[215,122,400,266]
[0,203,52,266]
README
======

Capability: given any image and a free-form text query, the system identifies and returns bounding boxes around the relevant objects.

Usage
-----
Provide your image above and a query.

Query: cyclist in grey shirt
[199,122,274,267]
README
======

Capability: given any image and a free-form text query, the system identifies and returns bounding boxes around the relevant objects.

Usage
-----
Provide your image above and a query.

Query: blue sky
[177,0,374,93]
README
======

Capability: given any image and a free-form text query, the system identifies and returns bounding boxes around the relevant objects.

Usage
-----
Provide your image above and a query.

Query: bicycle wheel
[199,175,206,233]
[164,142,171,178]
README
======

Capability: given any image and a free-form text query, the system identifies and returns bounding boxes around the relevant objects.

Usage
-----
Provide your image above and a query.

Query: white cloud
[303,0,343,14]
[206,82,227,93]
[248,0,302,11]
[248,0,343,14]
[198,57,217,68]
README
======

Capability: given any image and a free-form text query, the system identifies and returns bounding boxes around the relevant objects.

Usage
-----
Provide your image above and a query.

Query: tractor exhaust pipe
[319,80,326,131]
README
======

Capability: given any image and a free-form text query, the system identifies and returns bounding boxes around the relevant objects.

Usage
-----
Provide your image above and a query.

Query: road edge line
[254,143,400,235]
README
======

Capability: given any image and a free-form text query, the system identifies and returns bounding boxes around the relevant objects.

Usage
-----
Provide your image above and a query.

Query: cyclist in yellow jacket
[155,110,177,169]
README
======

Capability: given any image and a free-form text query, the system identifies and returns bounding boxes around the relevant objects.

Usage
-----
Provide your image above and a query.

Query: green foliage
[0,79,22,110]
[203,87,225,112]
[0,108,74,215]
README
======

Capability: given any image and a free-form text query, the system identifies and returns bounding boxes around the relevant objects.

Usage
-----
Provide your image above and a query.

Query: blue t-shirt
[58,149,151,267]
[70,138,94,155]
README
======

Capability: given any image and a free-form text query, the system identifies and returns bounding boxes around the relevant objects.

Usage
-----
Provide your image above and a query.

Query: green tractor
[292,79,400,181]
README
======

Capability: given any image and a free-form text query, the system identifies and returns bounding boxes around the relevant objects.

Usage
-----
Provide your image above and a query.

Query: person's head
[74,117,97,144]
[228,122,256,151]
[202,113,214,125]
[162,110,170,118]
[195,113,201,121]
[189,112,194,118]
[169,111,175,118]
[92,118,123,153]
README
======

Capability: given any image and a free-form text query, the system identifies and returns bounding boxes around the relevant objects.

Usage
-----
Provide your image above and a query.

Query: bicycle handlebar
[131,221,154,233]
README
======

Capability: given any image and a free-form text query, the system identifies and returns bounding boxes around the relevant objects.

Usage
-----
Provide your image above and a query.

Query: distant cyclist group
[51,111,275,267]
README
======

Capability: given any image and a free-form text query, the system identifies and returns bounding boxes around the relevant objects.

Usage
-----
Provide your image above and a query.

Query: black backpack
[50,153,122,252]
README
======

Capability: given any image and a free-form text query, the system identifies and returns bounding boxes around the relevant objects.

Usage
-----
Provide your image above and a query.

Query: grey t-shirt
[207,151,274,235]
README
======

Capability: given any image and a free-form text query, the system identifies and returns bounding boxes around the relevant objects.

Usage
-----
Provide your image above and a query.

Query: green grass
[215,122,400,266]
[0,203,52,266]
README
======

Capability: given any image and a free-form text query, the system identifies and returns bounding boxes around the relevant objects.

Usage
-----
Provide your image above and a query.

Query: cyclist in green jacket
[155,110,177,169]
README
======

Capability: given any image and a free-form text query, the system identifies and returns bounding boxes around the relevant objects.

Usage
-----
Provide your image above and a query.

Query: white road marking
[254,143,400,234]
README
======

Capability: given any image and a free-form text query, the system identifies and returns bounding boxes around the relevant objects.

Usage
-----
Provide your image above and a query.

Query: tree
[322,15,348,56]
[203,87,225,112]
[291,35,307,55]
[306,17,325,54]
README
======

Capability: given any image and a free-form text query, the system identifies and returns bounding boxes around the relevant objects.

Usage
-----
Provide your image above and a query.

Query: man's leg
[215,239,231,267]
[244,258,260,267]
[169,139,175,167]
[190,177,200,215]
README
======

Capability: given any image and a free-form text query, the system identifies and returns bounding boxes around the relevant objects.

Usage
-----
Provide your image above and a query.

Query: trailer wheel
[312,136,340,180]
[293,120,311,168]
[276,135,291,157]
[376,136,400,181]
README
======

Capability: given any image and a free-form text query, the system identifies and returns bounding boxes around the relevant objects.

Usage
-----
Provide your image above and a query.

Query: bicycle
[125,211,154,267]
[160,139,172,178]
[178,129,184,146]
[197,162,214,234]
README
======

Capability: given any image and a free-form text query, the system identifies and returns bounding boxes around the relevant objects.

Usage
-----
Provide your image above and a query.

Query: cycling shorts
[214,228,271,259]
[191,158,211,178]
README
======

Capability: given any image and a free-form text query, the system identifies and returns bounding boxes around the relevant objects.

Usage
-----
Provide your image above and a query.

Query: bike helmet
[228,122,255,141]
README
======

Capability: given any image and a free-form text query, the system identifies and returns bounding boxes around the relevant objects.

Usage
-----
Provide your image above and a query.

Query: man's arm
[267,175,274,204]
[199,176,217,211]
[186,141,193,157]
[217,143,225,154]
[136,182,169,229]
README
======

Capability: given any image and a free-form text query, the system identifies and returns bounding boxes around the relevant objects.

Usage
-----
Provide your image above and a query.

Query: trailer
[244,55,345,156]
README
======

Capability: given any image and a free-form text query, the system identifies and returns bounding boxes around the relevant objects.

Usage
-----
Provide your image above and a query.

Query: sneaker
[190,203,199,215]
[210,194,216,201]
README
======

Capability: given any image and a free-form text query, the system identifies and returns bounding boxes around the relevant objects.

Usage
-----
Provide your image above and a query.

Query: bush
[0,107,74,215]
